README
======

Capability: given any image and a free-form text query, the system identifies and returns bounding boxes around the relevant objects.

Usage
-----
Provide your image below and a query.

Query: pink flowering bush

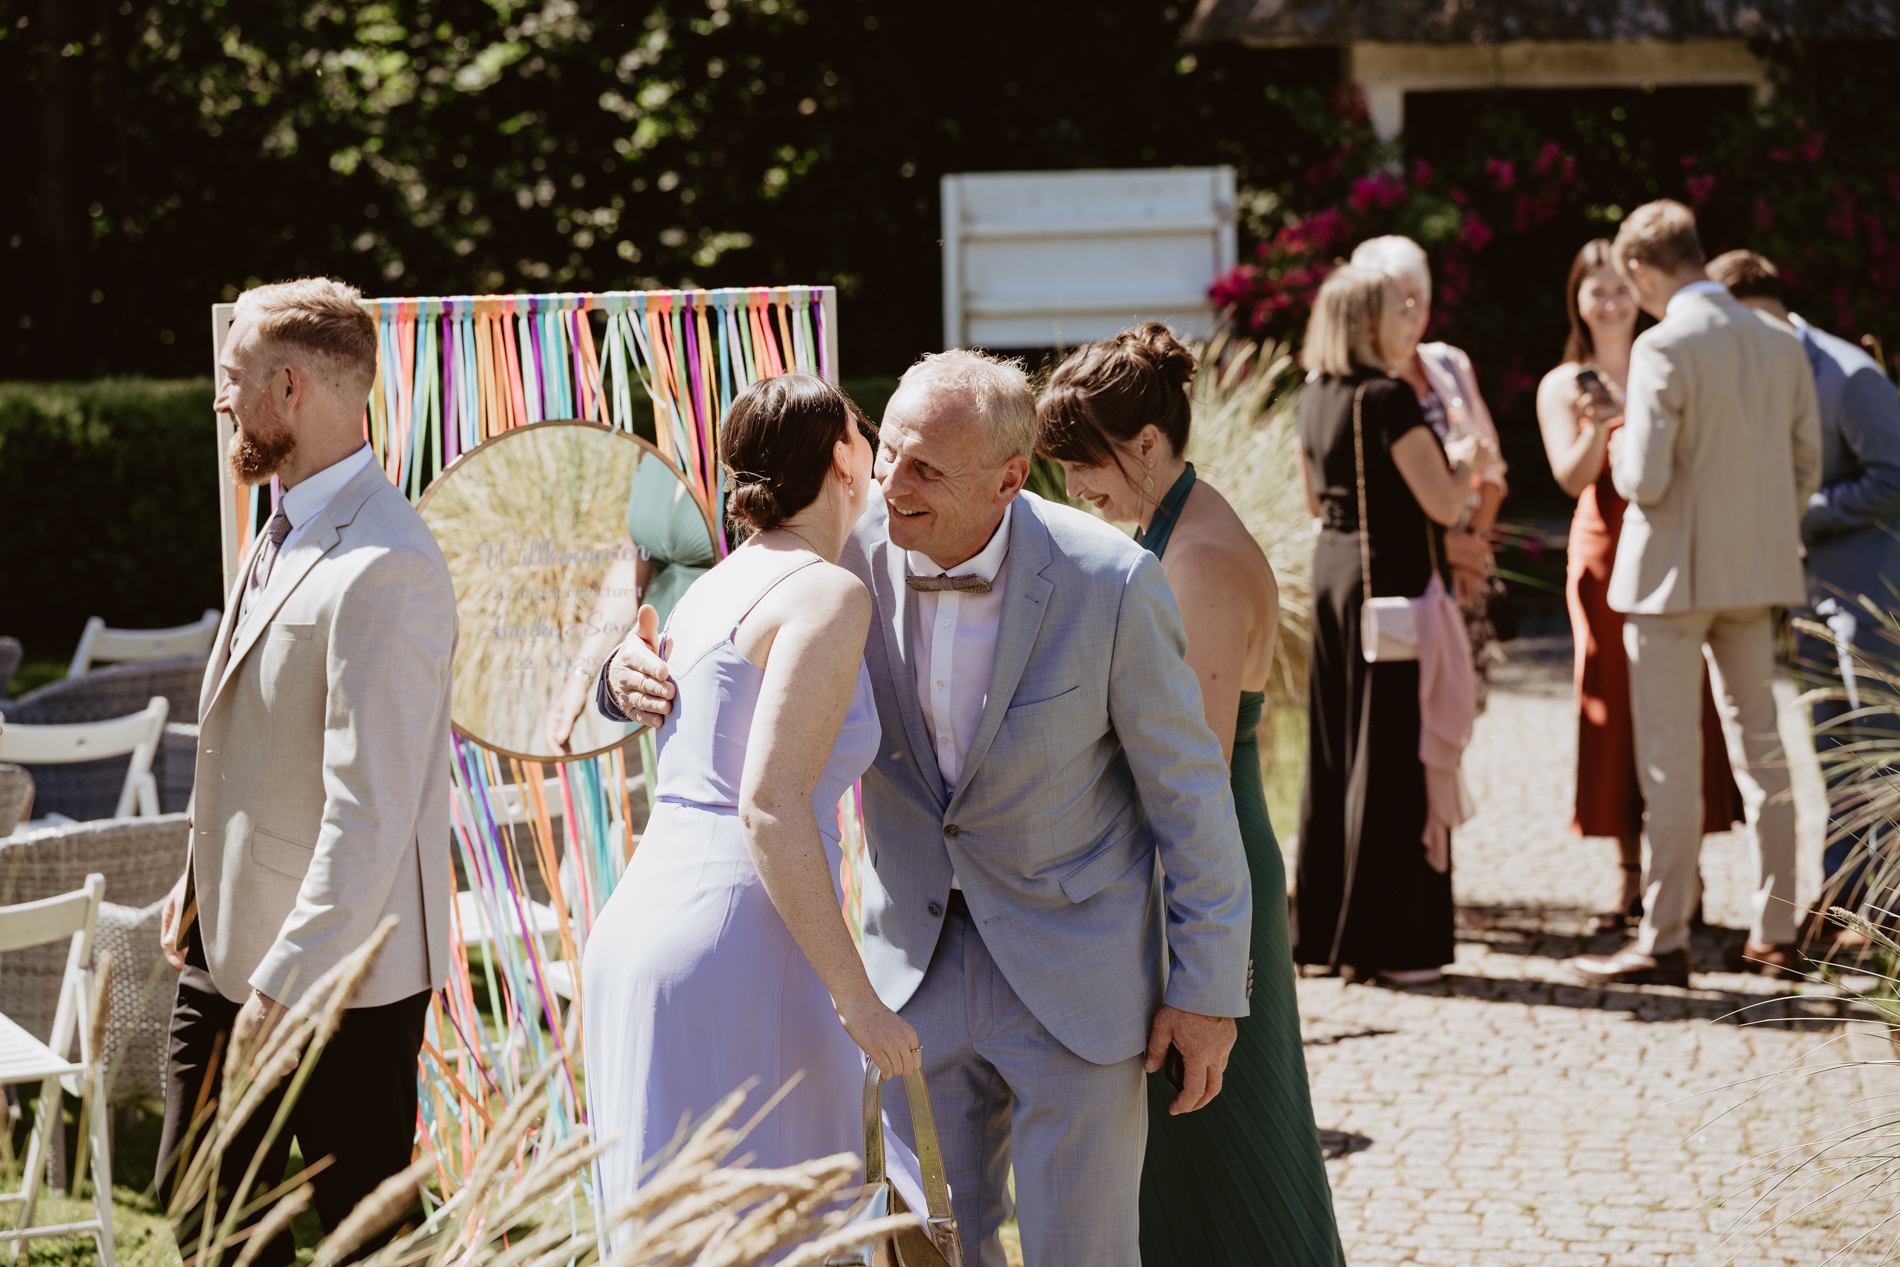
[1211,101,1581,378]
[1212,55,1900,458]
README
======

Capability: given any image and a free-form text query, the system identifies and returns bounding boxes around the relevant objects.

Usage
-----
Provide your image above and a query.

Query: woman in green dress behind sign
[1037,323,1343,1267]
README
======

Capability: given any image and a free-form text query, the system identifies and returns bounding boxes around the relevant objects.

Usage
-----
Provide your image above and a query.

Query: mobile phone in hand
[1163,1043,1185,1090]
[1574,366,1615,412]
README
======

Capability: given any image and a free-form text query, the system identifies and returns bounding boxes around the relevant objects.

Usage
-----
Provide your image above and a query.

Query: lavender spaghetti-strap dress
[583,547,881,1232]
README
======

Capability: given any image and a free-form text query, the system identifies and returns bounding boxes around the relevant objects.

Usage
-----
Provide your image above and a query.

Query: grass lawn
[5,1088,352,1267]
[3,1095,174,1267]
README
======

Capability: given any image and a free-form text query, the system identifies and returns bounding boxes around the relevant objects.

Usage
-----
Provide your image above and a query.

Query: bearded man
[154,278,457,1266]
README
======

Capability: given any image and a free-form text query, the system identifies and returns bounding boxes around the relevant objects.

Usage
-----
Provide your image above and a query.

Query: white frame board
[941,167,1237,350]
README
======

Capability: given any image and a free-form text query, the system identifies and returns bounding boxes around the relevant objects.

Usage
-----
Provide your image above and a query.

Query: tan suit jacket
[190,461,458,1007]
[1609,290,1822,615]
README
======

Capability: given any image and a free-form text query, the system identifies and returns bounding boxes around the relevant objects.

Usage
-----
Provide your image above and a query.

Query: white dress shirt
[909,503,1014,812]
[1664,278,1728,319]
[277,444,377,553]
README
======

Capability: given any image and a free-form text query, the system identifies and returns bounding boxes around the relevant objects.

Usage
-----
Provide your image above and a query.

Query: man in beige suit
[154,278,457,1266]
[1570,202,1821,987]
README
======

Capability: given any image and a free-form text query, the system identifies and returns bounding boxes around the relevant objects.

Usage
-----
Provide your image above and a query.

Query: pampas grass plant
[1699,593,1900,1255]
[1183,332,1310,720]
[1182,331,1311,834]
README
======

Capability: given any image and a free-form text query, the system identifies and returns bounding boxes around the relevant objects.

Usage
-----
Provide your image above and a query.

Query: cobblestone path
[1306,648,1896,1266]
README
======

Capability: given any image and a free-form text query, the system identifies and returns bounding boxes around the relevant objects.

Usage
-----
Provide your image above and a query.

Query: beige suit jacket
[190,461,458,1007]
[1609,290,1822,615]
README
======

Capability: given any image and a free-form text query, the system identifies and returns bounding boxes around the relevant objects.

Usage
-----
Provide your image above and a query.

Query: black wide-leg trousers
[155,926,430,1267]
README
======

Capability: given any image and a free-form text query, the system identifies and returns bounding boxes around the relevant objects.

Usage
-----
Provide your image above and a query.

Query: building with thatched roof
[1180,1,1900,137]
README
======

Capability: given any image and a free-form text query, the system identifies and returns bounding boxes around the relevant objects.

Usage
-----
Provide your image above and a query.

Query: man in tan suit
[154,278,457,1266]
[1570,202,1821,987]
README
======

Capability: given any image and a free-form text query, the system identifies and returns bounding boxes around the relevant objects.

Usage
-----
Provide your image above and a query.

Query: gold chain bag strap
[1352,381,1438,663]
[826,1062,963,1267]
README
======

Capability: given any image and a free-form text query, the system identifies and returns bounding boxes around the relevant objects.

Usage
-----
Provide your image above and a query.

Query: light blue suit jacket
[1794,314,1900,613]
[843,490,1252,1066]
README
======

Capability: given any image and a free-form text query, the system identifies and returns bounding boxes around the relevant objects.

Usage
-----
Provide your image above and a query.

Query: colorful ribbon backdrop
[217,285,859,1209]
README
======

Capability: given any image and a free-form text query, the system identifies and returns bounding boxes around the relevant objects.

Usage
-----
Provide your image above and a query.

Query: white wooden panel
[942,167,1236,350]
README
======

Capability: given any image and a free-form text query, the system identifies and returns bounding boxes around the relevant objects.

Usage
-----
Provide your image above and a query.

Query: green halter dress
[1135,464,1343,1267]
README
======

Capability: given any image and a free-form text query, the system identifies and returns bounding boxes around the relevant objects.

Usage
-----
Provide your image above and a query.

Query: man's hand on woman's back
[605,604,675,728]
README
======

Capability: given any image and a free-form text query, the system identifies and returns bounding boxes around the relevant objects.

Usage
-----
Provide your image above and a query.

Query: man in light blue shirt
[1711,250,1900,911]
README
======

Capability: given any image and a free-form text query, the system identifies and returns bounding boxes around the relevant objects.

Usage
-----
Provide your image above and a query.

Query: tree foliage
[0,0,1341,379]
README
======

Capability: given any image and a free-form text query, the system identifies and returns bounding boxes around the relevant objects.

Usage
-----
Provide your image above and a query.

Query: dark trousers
[155,926,430,1267]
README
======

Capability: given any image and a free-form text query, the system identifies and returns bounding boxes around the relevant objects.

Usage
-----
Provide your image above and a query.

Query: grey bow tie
[906,573,992,595]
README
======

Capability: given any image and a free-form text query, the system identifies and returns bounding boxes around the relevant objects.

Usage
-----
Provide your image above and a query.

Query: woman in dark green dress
[1037,323,1343,1266]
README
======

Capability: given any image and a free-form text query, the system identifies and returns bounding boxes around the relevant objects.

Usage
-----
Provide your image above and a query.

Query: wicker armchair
[5,655,208,821]
[0,815,189,1106]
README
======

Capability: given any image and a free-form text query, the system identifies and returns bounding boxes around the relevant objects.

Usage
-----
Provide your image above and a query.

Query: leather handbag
[826,1063,963,1267]
[1351,382,1439,664]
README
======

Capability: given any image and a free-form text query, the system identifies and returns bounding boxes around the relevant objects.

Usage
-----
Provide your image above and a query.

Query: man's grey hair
[897,348,1036,466]
[1350,235,1433,302]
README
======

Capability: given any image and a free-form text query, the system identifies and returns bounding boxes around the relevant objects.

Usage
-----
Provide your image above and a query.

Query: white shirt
[1665,278,1728,320]
[908,503,1013,799]
[277,444,376,554]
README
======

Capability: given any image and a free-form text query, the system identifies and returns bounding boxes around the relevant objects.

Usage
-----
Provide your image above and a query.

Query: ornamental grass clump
[1184,330,1310,719]
[1705,595,1900,1254]
[141,918,916,1267]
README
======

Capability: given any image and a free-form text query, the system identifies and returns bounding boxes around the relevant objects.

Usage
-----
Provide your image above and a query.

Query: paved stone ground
[1303,645,1900,1266]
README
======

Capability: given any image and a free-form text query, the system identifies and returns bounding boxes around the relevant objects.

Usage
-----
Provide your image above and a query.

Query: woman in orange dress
[1536,240,1742,933]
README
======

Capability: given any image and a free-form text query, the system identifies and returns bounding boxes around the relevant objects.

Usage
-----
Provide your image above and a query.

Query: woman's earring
[846,478,856,498]
[1142,459,1155,493]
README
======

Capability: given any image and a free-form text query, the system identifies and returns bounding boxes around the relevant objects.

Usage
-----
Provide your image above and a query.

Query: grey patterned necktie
[906,573,992,595]
[233,508,292,650]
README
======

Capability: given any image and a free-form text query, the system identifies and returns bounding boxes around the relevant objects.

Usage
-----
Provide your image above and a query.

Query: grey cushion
[159,723,199,815]
[6,655,208,822]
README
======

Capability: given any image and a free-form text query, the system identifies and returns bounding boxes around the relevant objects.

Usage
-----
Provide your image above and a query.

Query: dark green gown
[1136,465,1343,1267]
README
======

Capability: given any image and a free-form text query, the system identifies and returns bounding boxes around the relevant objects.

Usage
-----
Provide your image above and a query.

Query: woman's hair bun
[726,480,785,534]
[719,373,863,539]
[1036,321,1198,468]
[1126,321,1198,391]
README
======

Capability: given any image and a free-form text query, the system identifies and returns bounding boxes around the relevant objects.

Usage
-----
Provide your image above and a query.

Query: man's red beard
[227,418,297,485]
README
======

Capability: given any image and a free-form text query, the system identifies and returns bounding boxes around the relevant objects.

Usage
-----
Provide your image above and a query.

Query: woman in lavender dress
[583,375,920,1236]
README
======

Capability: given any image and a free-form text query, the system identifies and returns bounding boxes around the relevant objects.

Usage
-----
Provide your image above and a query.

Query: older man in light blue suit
[605,351,1252,1267]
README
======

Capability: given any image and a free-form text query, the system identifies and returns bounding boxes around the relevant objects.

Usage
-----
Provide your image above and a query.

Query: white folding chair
[0,697,171,819]
[0,874,115,1267]
[68,611,221,678]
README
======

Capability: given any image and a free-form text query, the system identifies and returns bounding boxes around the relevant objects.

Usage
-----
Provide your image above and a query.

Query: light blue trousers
[881,905,1148,1267]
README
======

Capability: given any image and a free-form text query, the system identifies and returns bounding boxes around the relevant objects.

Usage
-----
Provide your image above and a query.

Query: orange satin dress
[1567,465,1744,838]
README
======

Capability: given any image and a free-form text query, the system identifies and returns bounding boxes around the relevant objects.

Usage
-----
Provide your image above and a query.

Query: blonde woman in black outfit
[1294,265,1496,984]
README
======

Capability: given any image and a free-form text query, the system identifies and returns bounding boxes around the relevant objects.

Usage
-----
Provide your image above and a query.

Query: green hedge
[0,379,225,662]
